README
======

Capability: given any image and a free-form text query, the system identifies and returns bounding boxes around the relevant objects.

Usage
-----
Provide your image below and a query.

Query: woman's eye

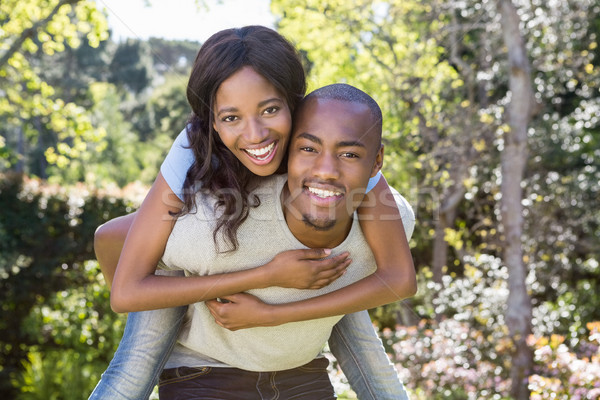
[263,106,279,115]
[222,115,237,122]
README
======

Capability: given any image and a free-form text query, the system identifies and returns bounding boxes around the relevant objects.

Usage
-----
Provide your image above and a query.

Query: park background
[1,0,599,399]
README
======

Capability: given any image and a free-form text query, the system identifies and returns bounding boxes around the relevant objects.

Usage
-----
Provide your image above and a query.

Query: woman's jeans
[88,308,409,400]
[158,357,335,400]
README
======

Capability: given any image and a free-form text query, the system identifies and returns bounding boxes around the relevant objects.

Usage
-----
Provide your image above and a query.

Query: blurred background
[1,1,599,399]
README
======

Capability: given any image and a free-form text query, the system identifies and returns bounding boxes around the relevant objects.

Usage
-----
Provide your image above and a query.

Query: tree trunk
[497,1,534,398]
[432,167,467,284]
[16,124,25,174]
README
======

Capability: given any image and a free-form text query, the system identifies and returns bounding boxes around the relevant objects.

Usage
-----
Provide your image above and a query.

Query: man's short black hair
[303,83,383,139]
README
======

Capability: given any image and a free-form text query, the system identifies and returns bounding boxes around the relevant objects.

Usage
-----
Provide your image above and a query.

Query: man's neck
[280,183,353,249]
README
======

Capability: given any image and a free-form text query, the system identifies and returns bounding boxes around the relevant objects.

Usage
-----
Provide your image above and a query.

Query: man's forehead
[298,96,369,113]
[294,97,371,126]
[293,98,377,144]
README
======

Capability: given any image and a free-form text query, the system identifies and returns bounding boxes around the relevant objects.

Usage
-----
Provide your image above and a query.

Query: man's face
[285,97,383,231]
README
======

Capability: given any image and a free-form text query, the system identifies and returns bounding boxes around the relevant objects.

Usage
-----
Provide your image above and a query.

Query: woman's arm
[110,173,350,313]
[207,176,417,329]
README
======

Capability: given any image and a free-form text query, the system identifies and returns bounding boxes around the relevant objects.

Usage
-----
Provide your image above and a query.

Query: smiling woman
[212,66,291,174]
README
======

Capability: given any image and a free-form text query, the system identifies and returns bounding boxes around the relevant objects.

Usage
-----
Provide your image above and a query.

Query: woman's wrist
[262,303,285,327]
[255,261,276,289]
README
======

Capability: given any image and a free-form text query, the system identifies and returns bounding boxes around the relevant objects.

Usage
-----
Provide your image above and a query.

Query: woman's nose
[245,118,268,144]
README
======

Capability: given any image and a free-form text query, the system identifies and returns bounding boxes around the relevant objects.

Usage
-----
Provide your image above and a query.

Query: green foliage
[1,3,195,187]
[12,348,103,400]
[109,39,154,94]
[0,173,133,397]
[0,0,109,174]
[12,262,125,399]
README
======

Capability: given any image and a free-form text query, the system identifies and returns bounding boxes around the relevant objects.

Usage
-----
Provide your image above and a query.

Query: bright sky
[96,0,275,43]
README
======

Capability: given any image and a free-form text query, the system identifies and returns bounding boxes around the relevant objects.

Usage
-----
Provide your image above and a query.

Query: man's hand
[264,249,350,289]
[206,293,276,331]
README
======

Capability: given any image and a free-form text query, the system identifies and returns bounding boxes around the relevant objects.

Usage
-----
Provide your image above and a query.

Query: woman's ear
[370,144,384,177]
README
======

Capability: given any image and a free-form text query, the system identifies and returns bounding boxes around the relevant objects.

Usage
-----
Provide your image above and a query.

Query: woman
[90,26,414,399]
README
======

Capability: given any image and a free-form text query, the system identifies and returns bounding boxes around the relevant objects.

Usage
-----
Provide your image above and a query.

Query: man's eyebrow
[296,132,321,144]
[337,140,366,148]
[296,133,366,149]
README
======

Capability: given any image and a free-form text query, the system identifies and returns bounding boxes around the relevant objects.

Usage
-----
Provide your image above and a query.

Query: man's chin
[302,216,336,231]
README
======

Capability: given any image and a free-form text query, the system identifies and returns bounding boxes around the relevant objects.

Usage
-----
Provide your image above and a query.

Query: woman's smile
[213,66,292,176]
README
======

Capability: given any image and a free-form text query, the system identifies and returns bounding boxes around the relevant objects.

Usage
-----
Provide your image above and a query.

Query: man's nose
[312,152,340,180]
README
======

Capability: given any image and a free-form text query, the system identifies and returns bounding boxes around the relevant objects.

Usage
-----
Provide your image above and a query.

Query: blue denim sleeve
[328,311,410,400]
[88,307,187,400]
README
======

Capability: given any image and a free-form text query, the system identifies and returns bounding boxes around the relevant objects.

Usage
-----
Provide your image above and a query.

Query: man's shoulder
[249,174,288,203]
[253,173,287,190]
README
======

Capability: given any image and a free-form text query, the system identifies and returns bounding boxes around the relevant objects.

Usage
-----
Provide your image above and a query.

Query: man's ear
[370,144,384,177]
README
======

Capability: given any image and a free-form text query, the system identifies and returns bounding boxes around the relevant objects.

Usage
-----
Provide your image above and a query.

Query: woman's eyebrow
[215,106,237,117]
[216,98,283,117]
[257,97,284,108]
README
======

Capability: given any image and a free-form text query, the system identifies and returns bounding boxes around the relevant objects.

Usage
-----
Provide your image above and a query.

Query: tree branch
[0,0,81,68]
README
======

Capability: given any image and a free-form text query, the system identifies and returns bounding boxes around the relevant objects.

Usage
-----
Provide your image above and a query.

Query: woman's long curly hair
[180,26,306,252]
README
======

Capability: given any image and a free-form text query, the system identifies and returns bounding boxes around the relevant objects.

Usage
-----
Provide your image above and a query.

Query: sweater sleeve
[365,171,382,193]
[160,127,196,201]
[390,186,415,240]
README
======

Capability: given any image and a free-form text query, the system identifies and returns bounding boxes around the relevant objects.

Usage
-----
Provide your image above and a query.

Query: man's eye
[341,152,359,158]
[300,146,316,153]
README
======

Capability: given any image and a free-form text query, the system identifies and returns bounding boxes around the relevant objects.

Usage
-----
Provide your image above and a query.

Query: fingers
[315,252,350,270]
[300,248,333,260]
[309,258,351,288]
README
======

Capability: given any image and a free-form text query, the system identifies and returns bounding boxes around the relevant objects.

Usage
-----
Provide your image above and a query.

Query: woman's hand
[206,293,276,331]
[264,249,351,289]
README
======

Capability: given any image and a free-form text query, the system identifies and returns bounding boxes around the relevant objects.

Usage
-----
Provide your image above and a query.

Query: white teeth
[308,187,342,198]
[245,142,275,158]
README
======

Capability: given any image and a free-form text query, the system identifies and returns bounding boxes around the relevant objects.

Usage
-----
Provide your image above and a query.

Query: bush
[13,262,126,399]
[0,173,137,398]
[528,321,600,399]
[385,318,512,400]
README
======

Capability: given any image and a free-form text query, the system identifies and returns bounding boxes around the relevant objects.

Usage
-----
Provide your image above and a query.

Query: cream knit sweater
[161,174,414,371]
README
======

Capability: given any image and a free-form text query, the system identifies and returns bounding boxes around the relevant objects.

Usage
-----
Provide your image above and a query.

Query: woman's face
[213,66,292,176]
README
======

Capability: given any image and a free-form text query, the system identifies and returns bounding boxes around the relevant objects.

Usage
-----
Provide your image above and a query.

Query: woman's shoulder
[161,126,196,199]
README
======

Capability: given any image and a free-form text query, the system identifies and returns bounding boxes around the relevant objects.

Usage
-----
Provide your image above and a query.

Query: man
[156,84,416,398]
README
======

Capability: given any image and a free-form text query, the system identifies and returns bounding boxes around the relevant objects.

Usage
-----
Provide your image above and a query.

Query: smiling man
[153,83,415,399]
[283,85,384,243]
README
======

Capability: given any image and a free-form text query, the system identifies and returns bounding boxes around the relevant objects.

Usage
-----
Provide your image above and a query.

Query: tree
[497,1,535,397]
[109,39,154,94]
[0,0,109,175]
